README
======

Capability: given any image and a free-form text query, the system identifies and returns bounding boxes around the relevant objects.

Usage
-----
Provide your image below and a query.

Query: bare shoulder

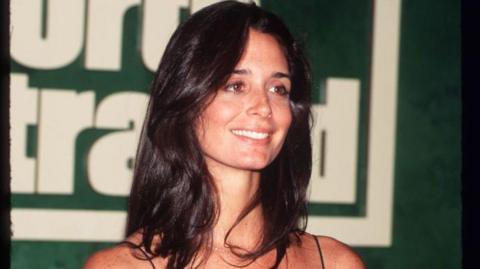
[82,244,137,269]
[83,232,162,269]
[287,233,364,269]
[317,235,366,269]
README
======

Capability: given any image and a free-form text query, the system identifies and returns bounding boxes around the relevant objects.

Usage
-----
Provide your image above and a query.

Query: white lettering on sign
[10,74,38,193]
[85,0,141,71]
[37,89,95,194]
[10,0,260,71]
[10,77,149,195]
[309,78,360,204]
[88,92,148,196]
[11,0,84,69]
[10,74,96,195]
[141,0,190,71]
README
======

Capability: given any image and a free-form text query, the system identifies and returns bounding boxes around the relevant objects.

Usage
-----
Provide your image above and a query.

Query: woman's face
[196,29,292,173]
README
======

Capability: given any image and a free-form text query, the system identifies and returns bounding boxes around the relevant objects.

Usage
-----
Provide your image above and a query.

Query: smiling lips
[231,129,271,140]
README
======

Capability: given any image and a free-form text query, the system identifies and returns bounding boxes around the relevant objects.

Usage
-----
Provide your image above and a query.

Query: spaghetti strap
[119,240,157,269]
[312,235,326,269]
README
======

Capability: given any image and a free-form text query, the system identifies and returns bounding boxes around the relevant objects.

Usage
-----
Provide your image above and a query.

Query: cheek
[275,105,293,131]
[197,100,240,137]
[205,104,238,128]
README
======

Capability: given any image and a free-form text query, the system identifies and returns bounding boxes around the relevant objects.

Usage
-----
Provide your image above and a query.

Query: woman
[84,1,365,268]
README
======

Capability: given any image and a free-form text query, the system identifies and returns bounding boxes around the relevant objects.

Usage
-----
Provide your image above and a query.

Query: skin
[83,29,365,269]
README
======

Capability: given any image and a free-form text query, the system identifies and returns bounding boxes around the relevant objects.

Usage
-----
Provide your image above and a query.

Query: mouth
[231,129,270,140]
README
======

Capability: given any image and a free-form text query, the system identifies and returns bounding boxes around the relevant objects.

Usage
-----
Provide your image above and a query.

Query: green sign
[10,0,460,268]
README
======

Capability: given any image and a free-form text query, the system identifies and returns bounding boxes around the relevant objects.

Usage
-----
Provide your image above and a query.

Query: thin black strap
[312,235,326,269]
[120,240,157,269]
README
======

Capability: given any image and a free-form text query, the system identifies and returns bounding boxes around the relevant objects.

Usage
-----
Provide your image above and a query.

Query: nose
[246,90,272,118]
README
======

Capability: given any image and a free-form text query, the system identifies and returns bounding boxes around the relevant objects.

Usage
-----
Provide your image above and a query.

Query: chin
[236,158,274,171]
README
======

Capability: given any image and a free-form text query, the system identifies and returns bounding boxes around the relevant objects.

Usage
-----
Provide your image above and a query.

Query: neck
[206,161,264,251]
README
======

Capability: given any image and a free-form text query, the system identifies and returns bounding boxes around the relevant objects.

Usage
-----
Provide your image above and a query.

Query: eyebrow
[232,69,250,75]
[272,72,291,79]
[232,69,291,79]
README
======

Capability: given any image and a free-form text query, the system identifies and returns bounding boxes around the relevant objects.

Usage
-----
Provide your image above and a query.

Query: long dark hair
[126,1,312,268]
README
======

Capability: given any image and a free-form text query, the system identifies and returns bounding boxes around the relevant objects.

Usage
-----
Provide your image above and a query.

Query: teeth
[231,129,269,140]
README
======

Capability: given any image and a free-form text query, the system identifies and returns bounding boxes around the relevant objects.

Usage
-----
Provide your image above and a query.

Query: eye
[224,81,245,94]
[269,85,290,97]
